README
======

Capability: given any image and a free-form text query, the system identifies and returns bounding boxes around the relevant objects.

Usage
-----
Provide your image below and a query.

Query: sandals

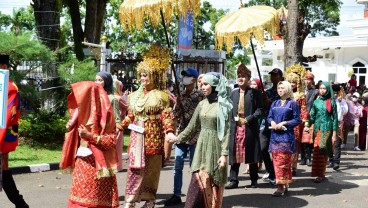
[313,176,326,183]
[272,186,288,197]
[242,169,250,174]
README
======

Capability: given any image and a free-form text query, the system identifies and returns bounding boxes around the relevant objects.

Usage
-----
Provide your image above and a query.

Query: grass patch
[9,134,131,167]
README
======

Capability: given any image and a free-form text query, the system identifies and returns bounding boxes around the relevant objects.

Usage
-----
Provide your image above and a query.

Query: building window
[328,73,336,83]
[352,62,366,86]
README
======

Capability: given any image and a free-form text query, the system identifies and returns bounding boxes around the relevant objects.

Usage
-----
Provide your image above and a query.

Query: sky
[0,0,366,36]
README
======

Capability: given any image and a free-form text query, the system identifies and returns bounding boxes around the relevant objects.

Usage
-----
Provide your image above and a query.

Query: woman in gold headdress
[284,64,309,176]
[117,44,176,208]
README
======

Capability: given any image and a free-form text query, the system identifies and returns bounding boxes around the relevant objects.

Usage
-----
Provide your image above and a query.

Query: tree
[31,0,62,51]
[0,8,35,35]
[247,0,342,68]
[0,32,54,112]
[62,0,108,60]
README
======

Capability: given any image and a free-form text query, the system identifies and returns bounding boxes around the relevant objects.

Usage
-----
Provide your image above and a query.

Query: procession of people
[56,39,366,207]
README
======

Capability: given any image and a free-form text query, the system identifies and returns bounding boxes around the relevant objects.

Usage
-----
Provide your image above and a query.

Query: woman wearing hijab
[267,81,301,196]
[308,81,338,183]
[96,72,128,172]
[61,81,119,207]
[112,79,129,171]
[168,72,232,208]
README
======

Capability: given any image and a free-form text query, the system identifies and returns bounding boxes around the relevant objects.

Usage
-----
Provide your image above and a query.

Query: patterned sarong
[234,123,246,163]
[185,171,224,208]
[311,131,328,177]
[272,152,293,185]
[125,155,162,203]
[68,155,119,207]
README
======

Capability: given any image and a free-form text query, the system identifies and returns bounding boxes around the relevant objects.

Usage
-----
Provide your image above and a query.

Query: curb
[10,162,60,175]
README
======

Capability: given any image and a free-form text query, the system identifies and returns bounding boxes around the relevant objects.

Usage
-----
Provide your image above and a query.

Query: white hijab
[278,81,294,100]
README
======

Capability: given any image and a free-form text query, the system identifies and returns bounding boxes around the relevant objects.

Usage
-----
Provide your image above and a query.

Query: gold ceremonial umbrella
[215,5,283,92]
[215,5,280,53]
[119,0,200,31]
[118,0,201,121]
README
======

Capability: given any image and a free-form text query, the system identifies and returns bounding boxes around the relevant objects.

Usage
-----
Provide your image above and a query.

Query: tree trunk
[65,0,84,60]
[32,0,61,51]
[85,0,107,43]
[284,0,312,69]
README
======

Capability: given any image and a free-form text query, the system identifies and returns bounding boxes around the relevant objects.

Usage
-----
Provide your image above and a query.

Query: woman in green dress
[168,72,232,208]
[308,81,338,183]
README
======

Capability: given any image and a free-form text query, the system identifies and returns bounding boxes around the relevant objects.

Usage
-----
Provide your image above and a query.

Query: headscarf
[277,81,294,100]
[319,81,334,113]
[251,78,264,92]
[202,72,233,141]
[96,71,113,94]
[113,79,123,96]
[60,81,117,178]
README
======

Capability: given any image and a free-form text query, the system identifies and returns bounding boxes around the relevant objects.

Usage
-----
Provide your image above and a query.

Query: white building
[249,0,368,86]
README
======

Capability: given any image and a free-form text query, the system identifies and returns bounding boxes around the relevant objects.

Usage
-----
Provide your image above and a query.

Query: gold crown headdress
[136,44,171,90]
[285,64,306,93]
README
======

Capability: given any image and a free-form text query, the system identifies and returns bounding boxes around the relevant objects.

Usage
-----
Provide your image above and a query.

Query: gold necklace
[280,99,286,106]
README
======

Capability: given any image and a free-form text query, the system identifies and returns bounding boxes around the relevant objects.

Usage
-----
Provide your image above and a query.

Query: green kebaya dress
[177,99,229,186]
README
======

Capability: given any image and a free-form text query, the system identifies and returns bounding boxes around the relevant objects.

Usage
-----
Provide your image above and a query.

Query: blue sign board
[178,11,194,53]
[0,69,9,129]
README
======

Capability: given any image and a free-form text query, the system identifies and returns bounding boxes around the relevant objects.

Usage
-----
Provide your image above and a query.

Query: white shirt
[335,98,348,121]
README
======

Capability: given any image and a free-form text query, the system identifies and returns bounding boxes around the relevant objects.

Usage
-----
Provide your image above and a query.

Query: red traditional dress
[60,81,119,208]
[292,93,309,168]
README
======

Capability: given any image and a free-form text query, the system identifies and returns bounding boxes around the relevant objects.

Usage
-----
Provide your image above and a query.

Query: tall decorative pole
[82,34,108,72]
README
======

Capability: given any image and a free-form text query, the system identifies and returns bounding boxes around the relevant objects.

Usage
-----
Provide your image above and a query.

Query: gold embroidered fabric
[238,91,245,115]
[119,0,201,31]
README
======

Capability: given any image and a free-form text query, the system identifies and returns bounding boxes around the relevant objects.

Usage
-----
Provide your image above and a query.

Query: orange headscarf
[60,81,117,178]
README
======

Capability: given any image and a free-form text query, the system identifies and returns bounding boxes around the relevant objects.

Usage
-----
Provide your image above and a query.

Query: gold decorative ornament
[136,44,171,90]
[285,64,306,98]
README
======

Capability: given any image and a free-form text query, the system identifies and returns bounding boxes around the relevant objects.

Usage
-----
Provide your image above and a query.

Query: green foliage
[0,32,54,71]
[19,111,68,148]
[247,0,341,37]
[58,54,97,90]
[0,7,35,35]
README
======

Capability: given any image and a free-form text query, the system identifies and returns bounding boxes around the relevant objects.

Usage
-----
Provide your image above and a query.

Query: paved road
[1,136,367,208]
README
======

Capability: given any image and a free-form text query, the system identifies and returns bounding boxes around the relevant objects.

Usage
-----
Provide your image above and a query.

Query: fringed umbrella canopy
[215,5,281,53]
[119,0,201,30]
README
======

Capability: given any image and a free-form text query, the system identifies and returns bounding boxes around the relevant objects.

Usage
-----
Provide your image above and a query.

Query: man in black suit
[225,63,264,189]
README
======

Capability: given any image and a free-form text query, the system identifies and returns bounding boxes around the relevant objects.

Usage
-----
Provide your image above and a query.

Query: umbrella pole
[250,38,265,93]
[160,8,181,97]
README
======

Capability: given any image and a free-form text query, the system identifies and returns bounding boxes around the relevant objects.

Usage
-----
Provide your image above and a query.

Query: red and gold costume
[118,44,175,207]
[60,81,119,208]
[285,64,309,171]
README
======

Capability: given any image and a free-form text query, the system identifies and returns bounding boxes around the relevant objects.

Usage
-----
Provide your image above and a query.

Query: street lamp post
[82,34,107,72]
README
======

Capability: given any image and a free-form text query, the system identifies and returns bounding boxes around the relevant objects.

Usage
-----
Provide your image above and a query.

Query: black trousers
[260,129,275,180]
[2,169,29,208]
[229,163,258,183]
[300,143,313,161]
[328,136,342,164]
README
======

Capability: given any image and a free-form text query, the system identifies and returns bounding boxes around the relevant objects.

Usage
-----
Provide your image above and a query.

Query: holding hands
[166,132,178,143]
[217,155,227,169]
